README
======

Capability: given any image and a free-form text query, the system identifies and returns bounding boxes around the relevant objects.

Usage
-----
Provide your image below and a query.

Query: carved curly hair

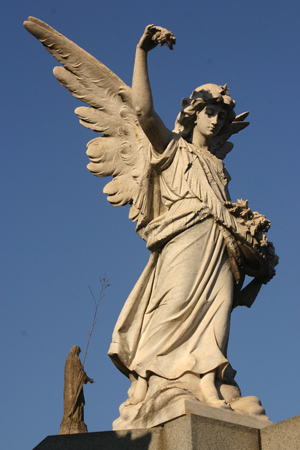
[174,83,236,142]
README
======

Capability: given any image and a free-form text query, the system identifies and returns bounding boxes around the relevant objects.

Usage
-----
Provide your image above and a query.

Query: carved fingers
[151,25,176,49]
[138,25,176,52]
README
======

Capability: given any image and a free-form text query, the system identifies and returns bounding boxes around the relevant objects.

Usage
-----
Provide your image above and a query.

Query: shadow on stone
[33,429,156,450]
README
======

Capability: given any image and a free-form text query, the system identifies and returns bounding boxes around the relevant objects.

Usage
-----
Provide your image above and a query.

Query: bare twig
[67,275,110,433]
[82,275,110,368]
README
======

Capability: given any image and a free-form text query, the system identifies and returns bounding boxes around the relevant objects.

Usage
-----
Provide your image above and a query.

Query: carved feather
[24,17,127,114]
[103,176,134,206]
[211,111,250,160]
[75,107,120,135]
[234,112,249,122]
[230,120,250,135]
[23,17,154,228]
[86,138,127,177]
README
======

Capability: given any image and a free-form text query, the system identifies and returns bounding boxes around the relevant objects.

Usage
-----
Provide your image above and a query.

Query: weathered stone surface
[114,396,272,430]
[33,414,261,450]
[163,415,261,450]
[33,428,162,450]
[59,346,93,435]
[33,414,300,449]
[260,415,300,450]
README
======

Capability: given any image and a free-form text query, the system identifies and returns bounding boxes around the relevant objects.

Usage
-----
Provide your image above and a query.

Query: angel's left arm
[132,26,173,154]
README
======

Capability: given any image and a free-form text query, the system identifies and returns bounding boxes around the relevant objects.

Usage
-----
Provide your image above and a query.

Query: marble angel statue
[24,19,278,429]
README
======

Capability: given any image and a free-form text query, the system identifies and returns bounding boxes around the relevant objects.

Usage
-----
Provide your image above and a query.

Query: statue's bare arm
[132,25,175,154]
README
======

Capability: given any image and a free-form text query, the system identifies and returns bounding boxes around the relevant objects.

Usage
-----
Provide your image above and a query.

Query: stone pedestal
[33,414,300,450]
[260,415,300,450]
[113,397,272,430]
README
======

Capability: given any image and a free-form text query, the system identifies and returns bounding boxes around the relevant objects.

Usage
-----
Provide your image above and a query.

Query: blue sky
[1,1,300,448]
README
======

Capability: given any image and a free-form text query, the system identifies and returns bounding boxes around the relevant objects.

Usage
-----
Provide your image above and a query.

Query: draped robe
[109,136,237,382]
[60,346,89,434]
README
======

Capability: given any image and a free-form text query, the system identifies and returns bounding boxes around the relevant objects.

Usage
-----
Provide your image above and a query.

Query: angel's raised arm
[132,26,175,154]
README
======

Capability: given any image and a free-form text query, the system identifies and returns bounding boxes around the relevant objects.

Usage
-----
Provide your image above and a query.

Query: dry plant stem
[83,276,110,367]
[68,276,110,433]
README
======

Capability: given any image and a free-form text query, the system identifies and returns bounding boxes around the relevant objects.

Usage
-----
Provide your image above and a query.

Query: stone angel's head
[174,83,236,143]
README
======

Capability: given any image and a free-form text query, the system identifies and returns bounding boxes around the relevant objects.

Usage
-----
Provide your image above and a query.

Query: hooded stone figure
[59,346,94,434]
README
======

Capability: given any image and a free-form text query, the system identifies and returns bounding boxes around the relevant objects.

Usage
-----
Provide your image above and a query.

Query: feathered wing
[24,17,154,236]
[210,112,250,160]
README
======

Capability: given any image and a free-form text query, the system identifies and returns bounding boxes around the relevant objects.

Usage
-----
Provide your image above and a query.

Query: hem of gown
[109,342,231,382]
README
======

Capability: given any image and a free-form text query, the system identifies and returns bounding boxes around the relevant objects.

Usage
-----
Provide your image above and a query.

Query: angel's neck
[192,129,211,151]
[192,140,211,153]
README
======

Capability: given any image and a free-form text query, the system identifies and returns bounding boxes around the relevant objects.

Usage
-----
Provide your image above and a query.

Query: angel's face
[195,104,226,141]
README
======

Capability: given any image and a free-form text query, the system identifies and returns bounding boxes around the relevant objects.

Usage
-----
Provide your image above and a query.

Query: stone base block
[260,415,300,450]
[33,413,300,450]
[115,397,272,430]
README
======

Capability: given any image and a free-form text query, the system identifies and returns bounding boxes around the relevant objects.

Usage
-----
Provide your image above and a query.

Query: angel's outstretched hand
[137,25,176,52]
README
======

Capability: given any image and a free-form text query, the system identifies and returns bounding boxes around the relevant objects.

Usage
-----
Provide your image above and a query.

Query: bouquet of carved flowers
[224,199,278,282]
